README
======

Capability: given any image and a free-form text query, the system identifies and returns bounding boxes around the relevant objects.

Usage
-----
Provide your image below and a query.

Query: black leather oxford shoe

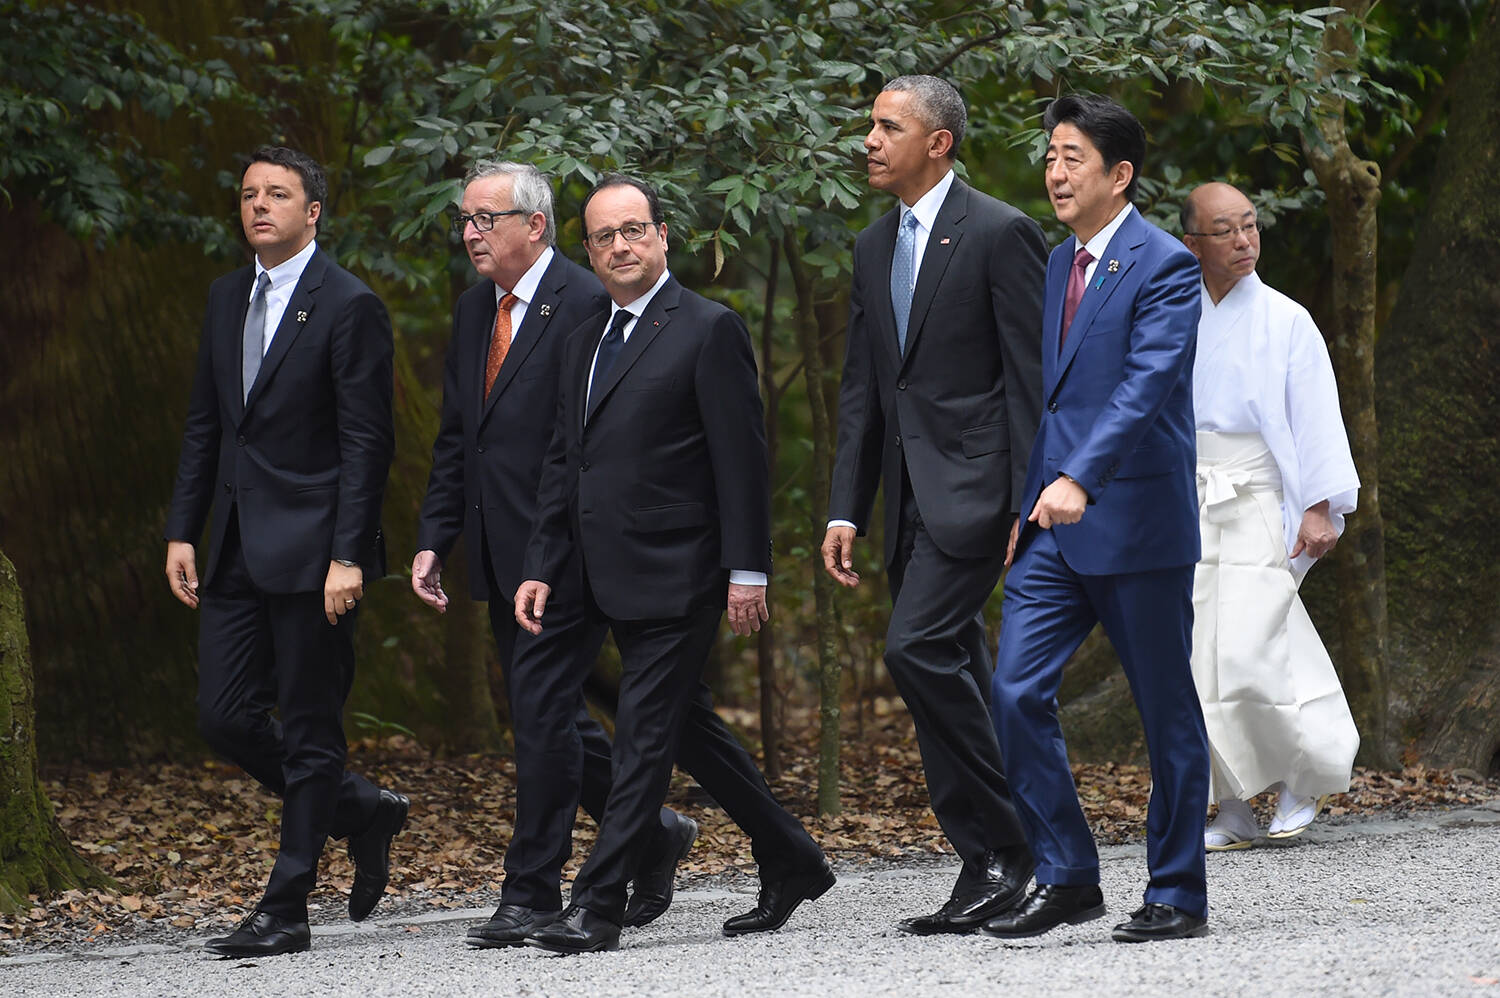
[465,903,561,948]
[980,883,1106,939]
[623,811,698,928]
[722,861,835,936]
[348,789,410,922]
[1111,902,1209,942]
[898,848,1035,935]
[524,904,622,954]
[204,909,311,958]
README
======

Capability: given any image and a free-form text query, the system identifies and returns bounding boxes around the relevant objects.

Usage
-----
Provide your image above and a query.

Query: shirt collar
[1081,202,1134,261]
[254,238,317,295]
[609,267,672,324]
[902,169,955,232]
[495,245,555,306]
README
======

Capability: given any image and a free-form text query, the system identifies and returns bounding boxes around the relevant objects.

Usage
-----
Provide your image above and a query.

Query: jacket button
[580,462,591,472]
[1048,402,1059,413]
[895,435,902,448]
[476,445,485,454]
[223,483,231,494]
[236,435,246,445]
[897,379,908,390]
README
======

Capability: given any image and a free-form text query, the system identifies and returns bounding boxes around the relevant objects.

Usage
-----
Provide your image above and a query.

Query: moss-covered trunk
[1378,1,1500,774]
[0,551,112,912]
[1301,0,1393,767]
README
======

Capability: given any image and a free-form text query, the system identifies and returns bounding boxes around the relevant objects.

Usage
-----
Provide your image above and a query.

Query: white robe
[1191,273,1361,802]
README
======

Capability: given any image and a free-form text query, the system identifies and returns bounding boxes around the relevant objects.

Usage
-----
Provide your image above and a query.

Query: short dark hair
[247,145,328,223]
[580,173,663,233]
[882,75,967,160]
[1042,94,1146,202]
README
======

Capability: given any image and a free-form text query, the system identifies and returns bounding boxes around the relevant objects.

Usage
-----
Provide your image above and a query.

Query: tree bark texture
[1377,1,1500,774]
[784,233,842,816]
[0,550,112,912]
[1300,0,1393,767]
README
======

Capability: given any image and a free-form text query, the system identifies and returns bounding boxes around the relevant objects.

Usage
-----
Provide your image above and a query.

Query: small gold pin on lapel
[296,310,308,322]
[1107,259,1120,273]
[539,304,552,317]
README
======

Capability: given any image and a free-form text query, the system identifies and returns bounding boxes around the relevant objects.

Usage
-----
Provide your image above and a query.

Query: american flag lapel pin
[940,237,951,245]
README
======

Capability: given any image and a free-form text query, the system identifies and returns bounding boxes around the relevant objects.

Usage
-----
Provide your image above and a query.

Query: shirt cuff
[728,570,767,586]
[826,519,857,531]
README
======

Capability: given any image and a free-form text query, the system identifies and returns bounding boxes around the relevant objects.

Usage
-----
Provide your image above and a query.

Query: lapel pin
[940,237,951,245]
[1093,274,1106,290]
[653,320,660,326]
[539,304,552,317]
[296,310,308,323]
[1107,259,1120,273]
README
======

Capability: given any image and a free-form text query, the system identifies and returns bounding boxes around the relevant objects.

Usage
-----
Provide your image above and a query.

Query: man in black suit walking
[514,174,831,954]
[411,161,696,946]
[822,75,1047,934]
[165,146,408,957]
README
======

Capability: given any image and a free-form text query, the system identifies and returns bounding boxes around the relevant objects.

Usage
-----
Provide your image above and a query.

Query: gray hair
[882,75,966,160]
[462,160,557,246]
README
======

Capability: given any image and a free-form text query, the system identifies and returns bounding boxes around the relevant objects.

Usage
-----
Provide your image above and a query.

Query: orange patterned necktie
[484,292,520,399]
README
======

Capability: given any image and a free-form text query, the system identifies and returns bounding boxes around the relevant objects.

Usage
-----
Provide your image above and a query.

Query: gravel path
[4,806,1497,997]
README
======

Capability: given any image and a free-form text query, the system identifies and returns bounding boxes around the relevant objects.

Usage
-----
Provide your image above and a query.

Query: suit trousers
[196,517,381,921]
[991,525,1209,917]
[884,476,1029,884]
[567,585,824,923]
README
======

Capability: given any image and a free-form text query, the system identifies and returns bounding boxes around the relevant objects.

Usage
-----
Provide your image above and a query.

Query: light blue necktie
[890,208,918,352]
[242,271,271,403]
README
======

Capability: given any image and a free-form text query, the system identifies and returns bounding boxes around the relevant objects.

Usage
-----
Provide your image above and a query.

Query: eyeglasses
[585,220,658,250]
[452,209,525,234]
[1185,220,1262,241]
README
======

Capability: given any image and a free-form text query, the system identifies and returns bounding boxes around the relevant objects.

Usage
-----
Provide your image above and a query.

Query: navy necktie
[588,308,633,409]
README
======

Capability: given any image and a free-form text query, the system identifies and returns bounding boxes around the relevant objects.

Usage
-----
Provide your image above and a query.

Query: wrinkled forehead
[585,185,652,231]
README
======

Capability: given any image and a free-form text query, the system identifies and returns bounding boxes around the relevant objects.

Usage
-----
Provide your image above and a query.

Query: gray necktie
[890,208,918,352]
[242,271,271,403]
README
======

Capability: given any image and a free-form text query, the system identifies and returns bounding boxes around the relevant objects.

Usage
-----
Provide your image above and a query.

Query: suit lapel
[244,248,324,415]
[867,211,902,364]
[480,255,568,426]
[1054,211,1144,387]
[584,278,678,425]
[899,179,966,369]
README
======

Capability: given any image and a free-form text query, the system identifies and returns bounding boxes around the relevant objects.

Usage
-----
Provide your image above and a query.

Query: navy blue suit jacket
[416,251,607,601]
[166,246,394,592]
[1017,207,1201,575]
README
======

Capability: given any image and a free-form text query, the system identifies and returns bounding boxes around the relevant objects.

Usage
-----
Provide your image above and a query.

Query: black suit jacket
[830,177,1046,564]
[416,251,608,601]
[166,246,394,592]
[523,276,771,621]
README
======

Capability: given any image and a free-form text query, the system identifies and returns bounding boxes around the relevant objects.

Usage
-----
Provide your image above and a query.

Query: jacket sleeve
[828,240,885,532]
[164,295,224,543]
[696,307,772,574]
[329,289,395,565]
[990,211,1048,515]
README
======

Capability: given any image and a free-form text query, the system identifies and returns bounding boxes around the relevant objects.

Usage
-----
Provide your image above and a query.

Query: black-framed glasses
[452,209,525,234]
[1185,220,1262,241]
[585,220,658,250]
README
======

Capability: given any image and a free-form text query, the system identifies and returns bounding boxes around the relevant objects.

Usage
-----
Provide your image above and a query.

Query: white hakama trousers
[1191,431,1359,802]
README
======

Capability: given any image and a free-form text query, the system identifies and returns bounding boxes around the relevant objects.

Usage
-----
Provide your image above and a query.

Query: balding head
[1181,182,1260,303]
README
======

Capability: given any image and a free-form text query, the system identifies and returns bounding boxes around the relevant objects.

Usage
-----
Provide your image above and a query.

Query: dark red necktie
[1060,246,1094,349]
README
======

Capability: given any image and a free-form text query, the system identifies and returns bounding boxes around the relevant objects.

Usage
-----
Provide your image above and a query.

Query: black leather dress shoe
[524,904,621,954]
[348,789,410,922]
[623,811,698,928]
[980,883,1106,939]
[722,861,835,936]
[898,848,1035,935]
[203,909,311,958]
[465,903,561,948]
[1111,902,1209,942]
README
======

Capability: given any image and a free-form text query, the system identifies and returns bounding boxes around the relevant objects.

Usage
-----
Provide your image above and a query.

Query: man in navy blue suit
[981,94,1211,943]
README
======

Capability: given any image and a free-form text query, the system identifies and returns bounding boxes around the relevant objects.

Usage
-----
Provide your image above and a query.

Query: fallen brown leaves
[5,696,1495,947]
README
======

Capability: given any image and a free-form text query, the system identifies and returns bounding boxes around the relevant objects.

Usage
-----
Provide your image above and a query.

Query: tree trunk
[758,241,784,780]
[0,550,112,912]
[1300,0,1393,767]
[1378,1,1500,774]
[784,233,841,816]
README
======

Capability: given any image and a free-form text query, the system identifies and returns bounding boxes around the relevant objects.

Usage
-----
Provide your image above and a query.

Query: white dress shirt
[1077,201,1135,287]
[494,245,555,334]
[585,269,765,588]
[250,238,319,355]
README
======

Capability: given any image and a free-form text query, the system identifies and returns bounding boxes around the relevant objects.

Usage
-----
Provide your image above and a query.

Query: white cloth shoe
[1267,786,1328,838]
[1204,798,1259,852]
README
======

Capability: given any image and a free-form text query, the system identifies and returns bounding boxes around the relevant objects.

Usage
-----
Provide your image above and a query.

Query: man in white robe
[1180,183,1360,850]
